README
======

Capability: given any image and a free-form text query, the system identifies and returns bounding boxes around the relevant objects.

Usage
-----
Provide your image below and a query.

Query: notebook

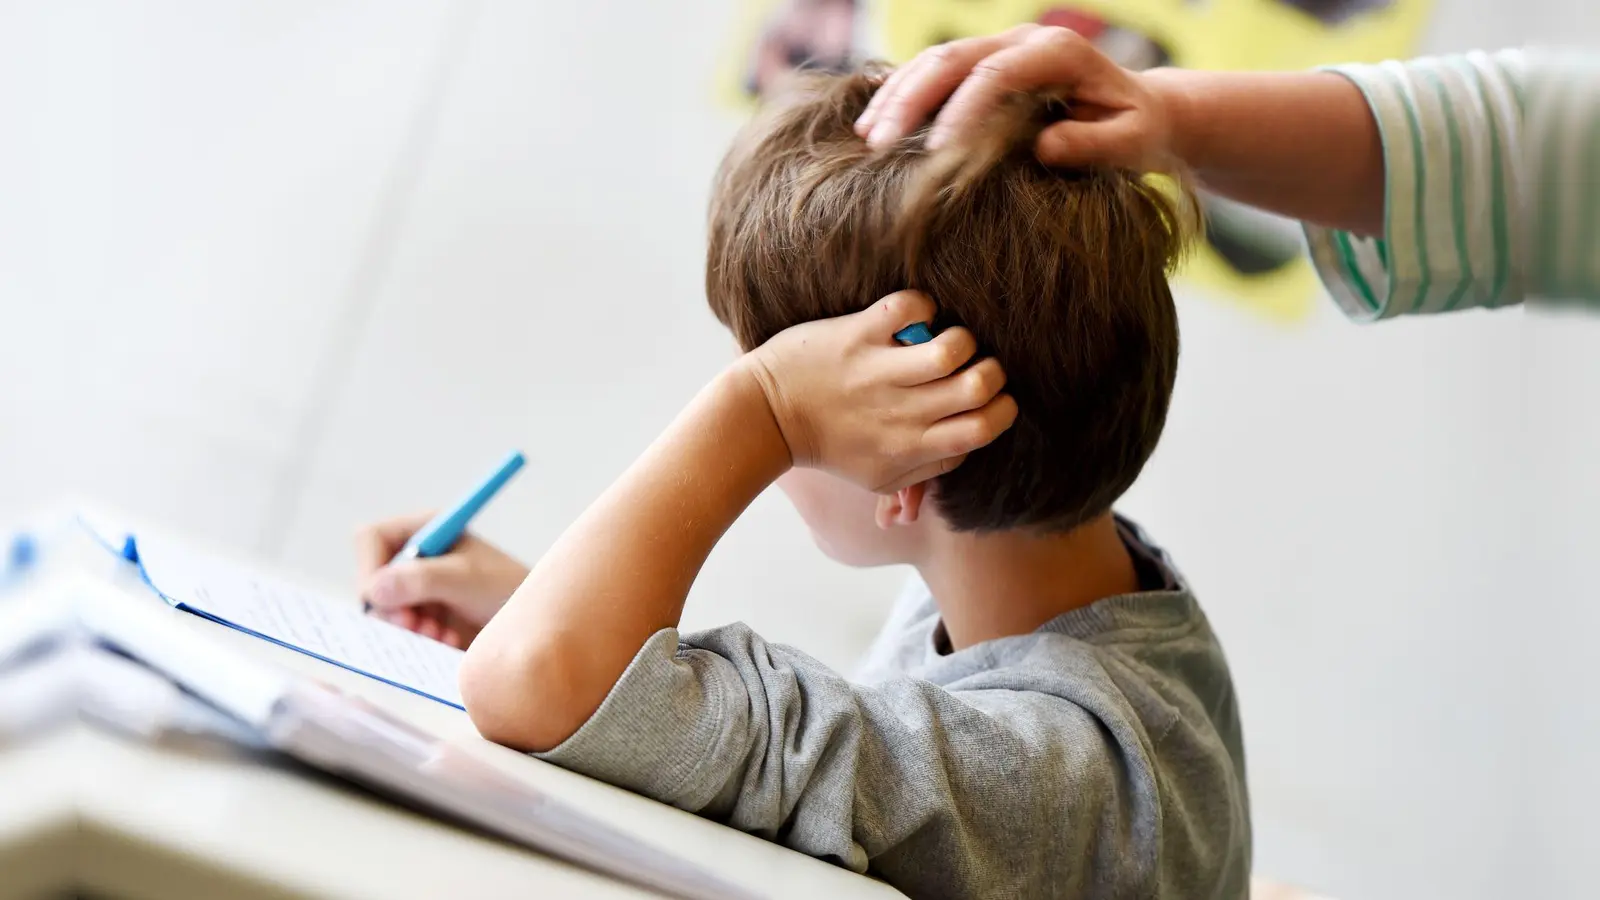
[24,573,759,900]
[82,517,466,709]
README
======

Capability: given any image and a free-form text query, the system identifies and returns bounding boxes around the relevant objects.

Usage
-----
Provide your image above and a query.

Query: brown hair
[707,65,1194,533]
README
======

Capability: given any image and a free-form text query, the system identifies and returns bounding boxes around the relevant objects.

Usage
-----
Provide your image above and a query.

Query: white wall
[0,0,905,663]
[2,2,1595,898]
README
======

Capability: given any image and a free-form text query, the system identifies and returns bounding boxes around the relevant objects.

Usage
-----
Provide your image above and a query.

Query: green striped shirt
[1304,50,1600,320]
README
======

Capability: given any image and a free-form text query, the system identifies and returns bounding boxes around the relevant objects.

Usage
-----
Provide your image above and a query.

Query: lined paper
[134,535,465,708]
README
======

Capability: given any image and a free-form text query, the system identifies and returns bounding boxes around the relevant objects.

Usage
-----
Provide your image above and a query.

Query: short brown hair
[706,66,1192,533]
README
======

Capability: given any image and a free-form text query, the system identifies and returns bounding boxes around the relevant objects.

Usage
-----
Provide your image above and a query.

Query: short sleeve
[535,624,1174,898]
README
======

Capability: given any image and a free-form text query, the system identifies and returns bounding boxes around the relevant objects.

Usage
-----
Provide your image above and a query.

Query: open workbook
[1,570,759,900]
[81,517,466,708]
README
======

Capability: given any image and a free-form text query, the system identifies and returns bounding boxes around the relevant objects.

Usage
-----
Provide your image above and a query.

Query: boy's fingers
[417,614,444,643]
[353,526,396,576]
[353,512,434,575]
[364,555,474,610]
[865,290,937,343]
[879,454,967,494]
[894,328,979,383]
[921,357,1006,415]
[923,393,1019,458]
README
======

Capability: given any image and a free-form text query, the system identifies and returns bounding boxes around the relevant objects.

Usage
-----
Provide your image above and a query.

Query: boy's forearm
[1146,68,1387,237]
[460,362,790,752]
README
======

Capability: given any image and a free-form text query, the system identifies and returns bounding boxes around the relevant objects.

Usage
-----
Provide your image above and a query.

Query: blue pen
[393,450,526,563]
[894,322,934,346]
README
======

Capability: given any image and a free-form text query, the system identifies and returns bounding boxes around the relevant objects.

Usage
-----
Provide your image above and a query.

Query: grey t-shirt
[539,518,1250,899]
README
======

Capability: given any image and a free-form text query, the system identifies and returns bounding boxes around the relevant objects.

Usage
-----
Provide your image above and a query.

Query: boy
[361,67,1250,898]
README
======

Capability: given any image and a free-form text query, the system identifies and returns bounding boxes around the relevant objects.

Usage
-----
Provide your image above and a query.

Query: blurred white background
[1,1,1596,898]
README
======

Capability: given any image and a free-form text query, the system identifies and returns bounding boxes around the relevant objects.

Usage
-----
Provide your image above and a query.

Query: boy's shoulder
[860,517,1239,752]
[863,516,1208,675]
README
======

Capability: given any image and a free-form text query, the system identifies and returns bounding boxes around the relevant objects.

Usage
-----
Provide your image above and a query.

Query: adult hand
[854,24,1180,173]
[354,513,529,649]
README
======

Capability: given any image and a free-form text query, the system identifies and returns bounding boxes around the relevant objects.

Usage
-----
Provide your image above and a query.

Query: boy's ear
[875,484,927,530]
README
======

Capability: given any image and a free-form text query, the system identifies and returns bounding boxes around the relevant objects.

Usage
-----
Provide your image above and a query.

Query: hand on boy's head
[354,513,531,649]
[741,290,1018,494]
[856,24,1177,172]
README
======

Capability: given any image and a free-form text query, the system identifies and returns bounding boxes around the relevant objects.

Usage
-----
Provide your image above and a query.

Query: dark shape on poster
[1280,0,1395,26]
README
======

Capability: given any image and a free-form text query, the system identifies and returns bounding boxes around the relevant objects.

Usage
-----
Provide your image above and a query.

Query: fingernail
[868,120,894,147]
[927,126,948,151]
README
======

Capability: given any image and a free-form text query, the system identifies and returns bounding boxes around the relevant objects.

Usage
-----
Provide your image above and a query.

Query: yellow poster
[723,0,1434,323]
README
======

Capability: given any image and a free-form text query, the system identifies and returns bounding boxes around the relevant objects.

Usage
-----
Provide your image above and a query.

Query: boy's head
[707,66,1191,558]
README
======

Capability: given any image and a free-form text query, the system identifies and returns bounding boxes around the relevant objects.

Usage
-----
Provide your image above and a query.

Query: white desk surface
[0,540,905,900]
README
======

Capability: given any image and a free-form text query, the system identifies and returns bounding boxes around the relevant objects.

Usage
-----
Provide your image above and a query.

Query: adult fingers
[859,30,1029,147]
[854,53,923,136]
[928,26,1102,151]
[1034,116,1149,170]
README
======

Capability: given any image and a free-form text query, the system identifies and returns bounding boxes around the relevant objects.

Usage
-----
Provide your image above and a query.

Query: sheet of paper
[77,573,293,728]
[133,535,466,708]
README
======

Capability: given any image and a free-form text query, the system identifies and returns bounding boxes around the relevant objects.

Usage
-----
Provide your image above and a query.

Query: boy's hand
[743,290,1017,494]
[354,513,530,649]
[855,24,1179,173]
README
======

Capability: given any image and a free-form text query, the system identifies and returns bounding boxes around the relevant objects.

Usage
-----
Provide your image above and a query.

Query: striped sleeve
[1303,50,1600,320]
[1527,51,1600,305]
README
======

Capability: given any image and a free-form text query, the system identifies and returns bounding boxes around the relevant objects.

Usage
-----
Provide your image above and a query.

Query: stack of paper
[1,569,760,900]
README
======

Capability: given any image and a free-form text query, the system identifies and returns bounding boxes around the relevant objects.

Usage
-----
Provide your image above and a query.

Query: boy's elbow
[459,636,586,753]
